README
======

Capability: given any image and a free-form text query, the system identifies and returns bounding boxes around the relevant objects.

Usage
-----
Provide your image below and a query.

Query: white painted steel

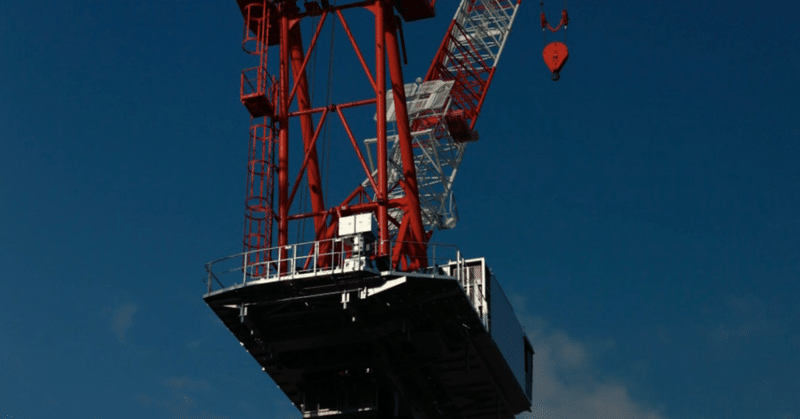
[362,0,521,233]
[204,238,466,290]
[444,0,520,75]
[338,213,375,236]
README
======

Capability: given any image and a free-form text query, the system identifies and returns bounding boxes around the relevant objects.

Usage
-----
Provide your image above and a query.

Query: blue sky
[1,1,798,418]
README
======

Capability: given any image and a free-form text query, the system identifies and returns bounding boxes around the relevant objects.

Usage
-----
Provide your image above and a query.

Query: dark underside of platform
[205,272,530,419]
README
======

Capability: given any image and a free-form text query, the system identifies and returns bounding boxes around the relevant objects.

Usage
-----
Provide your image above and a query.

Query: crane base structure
[205,234,533,419]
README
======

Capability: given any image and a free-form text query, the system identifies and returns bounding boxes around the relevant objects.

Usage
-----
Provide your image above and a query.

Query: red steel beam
[337,108,379,193]
[288,24,326,239]
[373,0,390,257]
[287,107,329,209]
[385,8,426,269]
[277,5,291,264]
[337,10,377,92]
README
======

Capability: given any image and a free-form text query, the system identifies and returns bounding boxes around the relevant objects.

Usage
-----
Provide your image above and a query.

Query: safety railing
[240,66,275,118]
[440,257,489,329]
[204,238,467,294]
[205,237,359,293]
[204,238,490,330]
[241,66,272,99]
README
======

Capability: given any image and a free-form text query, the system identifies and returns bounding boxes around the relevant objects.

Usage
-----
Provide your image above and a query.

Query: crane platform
[204,240,533,419]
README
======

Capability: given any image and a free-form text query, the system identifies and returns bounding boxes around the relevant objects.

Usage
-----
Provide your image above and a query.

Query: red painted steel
[242,121,276,276]
[385,9,427,269]
[288,25,326,238]
[287,108,329,209]
[277,6,291,271]
[337,10,377,91]
[540,4,569,79]
[337,109,379,193]
[424,0,521,131]
[241,1,275,276]
[394,0,436,22]
[540,9,568,33]
[235,0,430,272]
[542,41,568,74]
[374,0,390,258]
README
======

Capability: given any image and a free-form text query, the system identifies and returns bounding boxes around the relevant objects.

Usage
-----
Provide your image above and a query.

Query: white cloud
[705,294,765,342]
[135,390,227,419]
[134,378,223,419]
[519,314,667,419]
[111,303,139,344]
[551,332,589,369]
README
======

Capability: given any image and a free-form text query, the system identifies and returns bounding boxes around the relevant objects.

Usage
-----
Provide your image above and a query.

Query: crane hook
[542,41,568,80]
[540,1,569,81]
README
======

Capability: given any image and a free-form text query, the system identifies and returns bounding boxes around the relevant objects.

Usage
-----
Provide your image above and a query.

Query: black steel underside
[204,271,530,419]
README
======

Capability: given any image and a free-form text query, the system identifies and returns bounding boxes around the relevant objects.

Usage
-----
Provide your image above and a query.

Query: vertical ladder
[240,1,275,119]
[241,1,277,276]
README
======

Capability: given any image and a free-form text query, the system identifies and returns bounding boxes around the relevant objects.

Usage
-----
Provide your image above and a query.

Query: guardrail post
[243,251,248,285]
[207,268,212,293]
[313,241,318,274]
[456,250,461,283]
[341,239,346,273]
[290,245,296,279]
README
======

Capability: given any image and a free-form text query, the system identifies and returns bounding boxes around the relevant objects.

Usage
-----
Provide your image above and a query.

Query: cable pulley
[540,1,569,81]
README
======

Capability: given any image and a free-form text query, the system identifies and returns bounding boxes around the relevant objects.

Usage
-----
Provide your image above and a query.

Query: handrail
[241,66,272,98]
[204,238,465,293]
[204,237,490,331]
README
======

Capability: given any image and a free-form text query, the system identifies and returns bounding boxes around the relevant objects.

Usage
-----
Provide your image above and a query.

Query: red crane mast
[238,0,526,274]
[239,0,434,274]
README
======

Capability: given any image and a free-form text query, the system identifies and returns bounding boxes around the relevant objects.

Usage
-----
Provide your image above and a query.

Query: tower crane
[202,1,568,418]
